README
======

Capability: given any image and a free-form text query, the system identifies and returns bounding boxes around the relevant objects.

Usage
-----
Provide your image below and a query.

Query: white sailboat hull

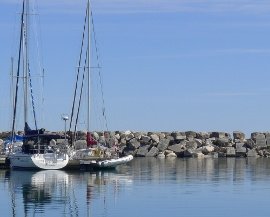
[10,152,69,170]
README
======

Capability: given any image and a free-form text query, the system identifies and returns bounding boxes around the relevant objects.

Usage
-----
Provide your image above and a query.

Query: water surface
[0,158,269,217]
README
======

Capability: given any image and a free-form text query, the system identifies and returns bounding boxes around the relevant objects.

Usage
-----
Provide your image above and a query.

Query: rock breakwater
[1,130,270,158]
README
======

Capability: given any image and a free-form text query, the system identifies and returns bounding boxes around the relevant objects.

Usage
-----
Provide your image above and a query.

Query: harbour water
[0,157,270,217]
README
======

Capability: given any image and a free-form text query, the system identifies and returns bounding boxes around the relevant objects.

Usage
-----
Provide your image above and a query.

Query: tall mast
[23,0,29,128]
[87,0,91,133]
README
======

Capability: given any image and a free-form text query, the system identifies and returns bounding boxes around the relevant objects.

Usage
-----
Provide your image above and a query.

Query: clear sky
[1,0,270,137]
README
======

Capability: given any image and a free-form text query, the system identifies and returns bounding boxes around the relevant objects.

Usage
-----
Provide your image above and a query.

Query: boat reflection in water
[6,168,133,217]
[3,158,270,217]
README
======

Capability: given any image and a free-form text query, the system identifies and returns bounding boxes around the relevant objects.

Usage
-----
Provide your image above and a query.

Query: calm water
[0,158,270,217]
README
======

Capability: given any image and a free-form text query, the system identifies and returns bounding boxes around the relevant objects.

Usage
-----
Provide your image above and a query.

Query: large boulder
[235,143,247,157]
[146,146,159,157]
[196,132,210,140]
[255,134,266,147]
[265,134,270,147]
[141,135,151,143]
[157,138,170,151]
[185,131,197,140]
[166,152,177,158]
[150,134,160,144]
[134,132,143,140]
[210,132,230,139]
[168,143,185,155]
[171,132,186,141]
[247,149,259,157]
[233,131,245,141]
[186,141,197,150]
[183,149,195,157]
[194,139,203,148]
[226,147,236,157]
[202,145,215,154]
[245,139,256,149]
[127,138,141,149]
[157,152,166,158]
[136,145,150,157]
[214,138,231,147]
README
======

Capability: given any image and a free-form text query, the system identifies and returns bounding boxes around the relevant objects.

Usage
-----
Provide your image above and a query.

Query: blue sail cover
[4,135,23,144]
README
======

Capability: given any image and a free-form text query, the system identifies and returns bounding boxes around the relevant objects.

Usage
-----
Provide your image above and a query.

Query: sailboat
[9,0,69,170]
[67,0,133,170]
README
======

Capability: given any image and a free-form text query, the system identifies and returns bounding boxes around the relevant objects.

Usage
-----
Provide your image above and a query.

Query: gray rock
[247,149,259,157]
[202,145,215,154]
[150,134,160,143]
[236,147,247,157]
[168,143,185,154]
[164,150,174,155]
[134,132,143,140]
[105,137,117,148]
[136,145,150,157]
[77,131,87,140]
[266,134,270,147]
[196,132,210,140]
[158,133,166,140]
[185,131,197,139]
[251,132,261,141]
[218,152,227,157]
[122,147,137,156]
[205,138,214,146]
[256,134,266,147]
[226,147,236,157]
[245,139,256,149]
[183,149,195,157]
[233,131,245,141]
[210,132,228,139]
[115,133,121,140]
[99,136,106,145]
[127,138,141,149]
[157,138,170,151]
[186,141,197,150]
[166,152,177,158]
[141,135,151,143]
[235,143,244,149]
[120,138,127,146]
[165,135,175,143]
[171,132,186,140]
[214,138,231,147]
[194,139,203,148]
[146,146,159,157]
[157,152,166,158]
[125,133,135,141]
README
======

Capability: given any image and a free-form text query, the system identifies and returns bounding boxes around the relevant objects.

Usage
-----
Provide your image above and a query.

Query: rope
[69,3,88,132]
[28,63,38,130]
[74,48,89,140]
[90,9,108,131]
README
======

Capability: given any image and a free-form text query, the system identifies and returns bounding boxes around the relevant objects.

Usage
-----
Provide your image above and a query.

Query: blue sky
[1,0,270,136]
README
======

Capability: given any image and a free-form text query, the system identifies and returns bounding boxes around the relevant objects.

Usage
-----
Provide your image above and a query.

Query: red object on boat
[87,132,97,147]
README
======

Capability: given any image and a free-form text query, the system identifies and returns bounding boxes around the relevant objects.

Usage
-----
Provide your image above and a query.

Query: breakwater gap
[1,131,270,158]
